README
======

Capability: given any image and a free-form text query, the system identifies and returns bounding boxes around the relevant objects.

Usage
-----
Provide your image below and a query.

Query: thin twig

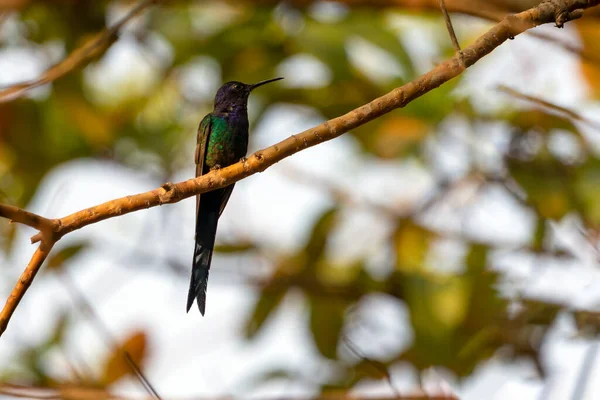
[60,273,161,400]
[0,0,161,103]
[0,386,55,399]
[279,0,599,64]
[498,84,600,133]
[0,383,127,400]
[527,30,600,65]
[0,0,597,337]
[438,0,462,53]
[342,335,405,398]
[0,384,457,400]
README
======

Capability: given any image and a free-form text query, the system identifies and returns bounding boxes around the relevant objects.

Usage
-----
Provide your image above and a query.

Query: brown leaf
[101,331,148,386]
[61,95,114,147]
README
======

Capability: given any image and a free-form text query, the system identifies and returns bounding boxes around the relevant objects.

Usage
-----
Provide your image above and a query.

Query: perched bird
[188,77,284,315]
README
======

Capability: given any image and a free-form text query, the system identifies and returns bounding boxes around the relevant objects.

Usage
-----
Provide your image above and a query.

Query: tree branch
[0,244,54,335]
[0,204,53,232]
[0,0,598,337]
[0,0,161,103]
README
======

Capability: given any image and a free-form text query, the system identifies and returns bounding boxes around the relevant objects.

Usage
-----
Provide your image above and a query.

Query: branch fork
[541,0,586,27]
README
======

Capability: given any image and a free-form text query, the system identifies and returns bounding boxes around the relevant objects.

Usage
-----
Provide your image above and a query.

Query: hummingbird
[187,77,284,315]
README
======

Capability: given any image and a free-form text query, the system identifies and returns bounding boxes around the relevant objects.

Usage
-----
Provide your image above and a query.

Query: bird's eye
[232,84,239,89]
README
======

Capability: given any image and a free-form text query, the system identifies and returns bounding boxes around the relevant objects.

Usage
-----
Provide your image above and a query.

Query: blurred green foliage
[1,0,600,396]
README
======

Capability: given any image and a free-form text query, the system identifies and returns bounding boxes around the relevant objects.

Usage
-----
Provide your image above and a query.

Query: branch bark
[0,245,53,335]
[0,204,53,232]
[0,0,161,103]
[0,0,598,337]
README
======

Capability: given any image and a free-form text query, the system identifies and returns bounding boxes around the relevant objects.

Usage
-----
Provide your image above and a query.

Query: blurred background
[0,0,600,399]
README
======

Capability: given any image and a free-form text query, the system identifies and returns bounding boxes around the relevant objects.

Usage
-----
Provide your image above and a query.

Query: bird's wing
[195,114,212,219]
[196,113,235,218]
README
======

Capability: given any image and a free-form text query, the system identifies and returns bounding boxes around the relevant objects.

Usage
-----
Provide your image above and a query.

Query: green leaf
[1,222,17,256]
[532,218,546,252]
[46,242,88,272]
[48,312,70,348]
[508,156,574,220]
[303,207,338,267]
[465,244,487,274]
[574,157,600,226]
[401,73,461,123]
[463,244,505,328]
[509,109,581,135]
[309,296,347,359]
[245,289,286,338]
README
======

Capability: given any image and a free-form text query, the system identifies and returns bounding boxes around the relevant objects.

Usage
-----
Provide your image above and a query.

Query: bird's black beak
[249,77,284,91]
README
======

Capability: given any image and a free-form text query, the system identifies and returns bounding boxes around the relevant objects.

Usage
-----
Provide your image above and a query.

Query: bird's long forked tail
[187,209,219,315]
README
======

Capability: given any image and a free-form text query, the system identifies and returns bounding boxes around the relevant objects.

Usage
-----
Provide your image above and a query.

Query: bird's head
[213,77,283,113]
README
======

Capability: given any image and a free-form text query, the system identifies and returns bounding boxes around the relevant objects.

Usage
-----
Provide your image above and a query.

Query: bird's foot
[240,156,247,163]
[210,164,222,171]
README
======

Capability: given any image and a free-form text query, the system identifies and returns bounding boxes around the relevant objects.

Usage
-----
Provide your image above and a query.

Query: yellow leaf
[538,190,569,220]
[101,331,148,386]
[61,96,114,147]
[430,279,468,329]
[394,220,435,273]
[0,143,16,175]
[316,259,360,286]
[576,21,600,98]
[374,115,429,158]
